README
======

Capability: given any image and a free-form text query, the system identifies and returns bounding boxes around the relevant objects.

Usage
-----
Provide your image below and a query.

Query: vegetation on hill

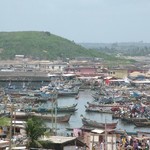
[0,31,132,64]
[80,42,150,56]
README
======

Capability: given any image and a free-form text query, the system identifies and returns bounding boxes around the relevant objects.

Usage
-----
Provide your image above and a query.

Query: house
[108,68,128,78]
[25,61,68,73]
[47,62,68,73]
[80,128,126,150]
[82,129,120,150]
[128,69,148,74]
[39,136,87,150]
[15,55,25,60]
[65,66,97,77]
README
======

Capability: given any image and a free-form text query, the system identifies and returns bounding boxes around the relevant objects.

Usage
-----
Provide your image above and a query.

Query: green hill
[0,31,131,63]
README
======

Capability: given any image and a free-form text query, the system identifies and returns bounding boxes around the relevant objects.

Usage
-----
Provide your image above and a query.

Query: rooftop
[40,136,76,144]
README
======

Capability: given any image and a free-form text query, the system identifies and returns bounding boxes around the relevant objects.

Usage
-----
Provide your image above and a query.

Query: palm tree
[25,117,46,149]
[0,117,10,142]
[0,117,10,126]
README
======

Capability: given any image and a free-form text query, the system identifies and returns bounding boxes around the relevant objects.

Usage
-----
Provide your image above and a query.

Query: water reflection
[0,81,149,135]
[48,89,149,135]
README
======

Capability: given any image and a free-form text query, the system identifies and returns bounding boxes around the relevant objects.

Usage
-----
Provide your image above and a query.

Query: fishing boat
[121,116,149,123]
[13,111,72,122]
[134,121,150,127]
[24,103,78,113]
[80,115,118,129]
[22,96,49,102]
[87,101,121,108]
[85,105,113,114]
[57,87,79,97]
[0,111,10,117]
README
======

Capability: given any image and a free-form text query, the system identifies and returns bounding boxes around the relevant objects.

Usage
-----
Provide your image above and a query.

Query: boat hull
[13,112,72,122]
[81,116,117,129]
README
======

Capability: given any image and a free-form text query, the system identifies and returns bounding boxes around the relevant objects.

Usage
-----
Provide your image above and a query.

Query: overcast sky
[0,0,150,43]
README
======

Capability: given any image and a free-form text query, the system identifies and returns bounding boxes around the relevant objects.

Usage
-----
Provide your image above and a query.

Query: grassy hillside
[0,31,131,63]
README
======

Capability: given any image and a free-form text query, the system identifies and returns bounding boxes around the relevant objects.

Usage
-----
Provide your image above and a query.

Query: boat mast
[51,99,54,132]
[9,103,13,150]
[54,98,57,135]
[104,118,107,150]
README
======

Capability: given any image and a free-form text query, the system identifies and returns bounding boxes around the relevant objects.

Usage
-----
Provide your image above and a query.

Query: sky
[0,0,150,43]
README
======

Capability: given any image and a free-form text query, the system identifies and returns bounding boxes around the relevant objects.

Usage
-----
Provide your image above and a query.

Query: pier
[0,71,51,82]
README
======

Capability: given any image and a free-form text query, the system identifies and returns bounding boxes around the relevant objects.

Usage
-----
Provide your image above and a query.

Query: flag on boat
[105,79,110,85]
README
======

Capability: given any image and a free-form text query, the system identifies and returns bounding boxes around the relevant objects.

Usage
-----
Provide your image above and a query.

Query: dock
[0,71,51,82]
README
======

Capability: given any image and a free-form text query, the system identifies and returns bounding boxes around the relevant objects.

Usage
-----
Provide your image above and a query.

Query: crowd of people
[117,135,150,150]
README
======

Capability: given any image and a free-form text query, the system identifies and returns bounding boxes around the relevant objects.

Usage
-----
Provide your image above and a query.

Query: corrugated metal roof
[91,129,104,134]
[40,136,76,144]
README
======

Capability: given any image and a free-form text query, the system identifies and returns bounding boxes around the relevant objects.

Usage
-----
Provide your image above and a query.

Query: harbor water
[47,89,150,136]
[0,81,149,136]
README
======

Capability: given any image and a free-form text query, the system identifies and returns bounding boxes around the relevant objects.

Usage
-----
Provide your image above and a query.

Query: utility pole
[105,118,107,150]
[13,111,16,135]
[9,103,13,150]
[51,100,54,132]
[54,98,57,135]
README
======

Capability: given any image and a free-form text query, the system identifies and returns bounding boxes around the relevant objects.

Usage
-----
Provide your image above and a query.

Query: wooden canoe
[13,111,72,122]
[81,115,118,129]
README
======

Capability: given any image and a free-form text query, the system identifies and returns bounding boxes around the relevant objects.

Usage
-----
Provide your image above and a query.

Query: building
[39,136,87,150]
[108,68,128,78]
[80,128,122,150]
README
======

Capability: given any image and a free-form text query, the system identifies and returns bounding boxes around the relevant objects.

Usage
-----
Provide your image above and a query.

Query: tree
[25,117,46,149]
[0,117,10,126]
